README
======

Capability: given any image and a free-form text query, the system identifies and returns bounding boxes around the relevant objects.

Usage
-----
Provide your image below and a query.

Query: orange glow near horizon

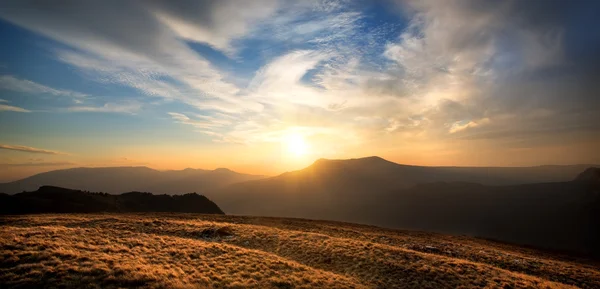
[1,136,598,183]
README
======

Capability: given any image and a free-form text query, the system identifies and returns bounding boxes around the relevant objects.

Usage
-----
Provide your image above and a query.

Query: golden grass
[1,214,598,288]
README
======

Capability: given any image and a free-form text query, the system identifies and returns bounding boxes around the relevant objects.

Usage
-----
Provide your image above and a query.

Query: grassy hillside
[1,214,599,288]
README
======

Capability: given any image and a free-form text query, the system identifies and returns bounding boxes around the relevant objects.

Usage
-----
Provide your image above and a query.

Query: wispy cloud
[68,101,142,114]
[152,0,279,53]
[449,118,491,134]
[0,144,66,155]
[0,161,74,167]
[0,0,597,164]
[0,103,30,112]
[0,1,261,117]
[375,0,599,144]
[0,75,88,100]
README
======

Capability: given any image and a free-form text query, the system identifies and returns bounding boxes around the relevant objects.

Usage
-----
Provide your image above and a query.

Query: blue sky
[0,0,599,181]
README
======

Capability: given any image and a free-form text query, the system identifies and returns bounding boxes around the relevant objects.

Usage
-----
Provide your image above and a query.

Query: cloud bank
[0,144,66,155]
[0,0,598,165]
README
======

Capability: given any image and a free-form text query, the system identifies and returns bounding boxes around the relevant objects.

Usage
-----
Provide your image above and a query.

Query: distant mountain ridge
[1,157,598,255]
[0,158,593,195]
[0,166,265,194]
[214,157,600,256]
[0,186,224,215]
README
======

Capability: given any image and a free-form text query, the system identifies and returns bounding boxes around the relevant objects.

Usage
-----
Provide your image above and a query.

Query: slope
[0,186,224,215]
[214,160,600,255]
[1,214,598,288]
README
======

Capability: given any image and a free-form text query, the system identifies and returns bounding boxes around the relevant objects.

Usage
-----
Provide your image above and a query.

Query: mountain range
[1,156,598,255]
[0,157,592,195]
[213,158,600,255]
[0,166,264,194]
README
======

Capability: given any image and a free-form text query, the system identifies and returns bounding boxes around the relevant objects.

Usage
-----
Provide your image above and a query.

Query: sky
[0,0,599,181]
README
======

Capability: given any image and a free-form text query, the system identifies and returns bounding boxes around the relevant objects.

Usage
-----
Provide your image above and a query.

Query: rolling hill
[1,213,598,288]
[0,166,265,195]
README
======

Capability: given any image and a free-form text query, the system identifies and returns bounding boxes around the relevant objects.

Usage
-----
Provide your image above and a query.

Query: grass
[1,214,599,288]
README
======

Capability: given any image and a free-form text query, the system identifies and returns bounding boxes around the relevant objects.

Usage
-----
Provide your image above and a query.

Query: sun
[285,133,308,157]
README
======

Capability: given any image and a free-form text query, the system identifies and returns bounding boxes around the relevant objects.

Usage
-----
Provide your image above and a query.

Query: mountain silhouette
[1,158,591,195]
[1,157,597,255]
[214,157,600,255]
[575,167,600,186]
[0,166,264,194]
[0,186,224,215]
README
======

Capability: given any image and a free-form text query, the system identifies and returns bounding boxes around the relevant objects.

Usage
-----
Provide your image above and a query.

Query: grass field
[1,214,599,288]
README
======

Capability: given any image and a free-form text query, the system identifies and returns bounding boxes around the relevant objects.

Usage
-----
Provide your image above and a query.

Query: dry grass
[1,214,598,288]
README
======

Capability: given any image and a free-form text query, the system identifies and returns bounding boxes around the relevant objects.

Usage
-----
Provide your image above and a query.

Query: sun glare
[285,134,308,157]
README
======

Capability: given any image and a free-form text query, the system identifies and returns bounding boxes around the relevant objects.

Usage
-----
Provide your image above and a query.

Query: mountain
[214,157,595,217]
[2,157,597,254]
[0,186,224,214]
[0,158,590,195]
[214,158,600,255]
[0,166,265,194]
[575,167,600,186]
[141,167,264,194]
[302,156,594,187]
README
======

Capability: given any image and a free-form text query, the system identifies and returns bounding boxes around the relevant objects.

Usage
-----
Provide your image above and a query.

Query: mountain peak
[313,156,388,165]
[310,156,396,169]
[574,167,600,186]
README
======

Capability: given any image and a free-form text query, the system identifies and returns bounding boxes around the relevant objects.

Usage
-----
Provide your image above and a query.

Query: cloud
[0,103,30,112]
[0,144,66,155]
[0,75,88,100]
[0,0,376,146]
[150,0,279,53]
[168,112,236,139]
[0,98,30,113]
[0,161,75,167]
[168,112,220,129]
[368,0,600,144]
[0,1,243,116]
[449,118,490,134]
[68,101,142,114]
[0,0,597,162]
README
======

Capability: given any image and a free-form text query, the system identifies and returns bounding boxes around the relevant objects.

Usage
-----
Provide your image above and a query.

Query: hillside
[269,156,594,189]
[0,166,264,195]
[1,214,598,288]
[0,158,592,195]
[214,161,600,256]
[0,186,224,215]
